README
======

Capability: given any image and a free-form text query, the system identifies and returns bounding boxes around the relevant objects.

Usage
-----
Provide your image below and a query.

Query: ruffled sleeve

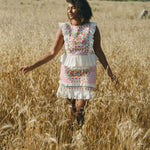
[59,22,70,38]
[89,22,97,53]
[59,22,71,51]
[89,22,97,34]
[59,23,65,34]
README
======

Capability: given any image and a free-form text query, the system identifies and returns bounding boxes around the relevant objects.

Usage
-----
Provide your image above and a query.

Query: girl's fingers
[19,67,24,74]
[115,78,119,84]
[111,74,119,84]
[24,69,29,74]
[114,78,119,84]
[19,66,28,74]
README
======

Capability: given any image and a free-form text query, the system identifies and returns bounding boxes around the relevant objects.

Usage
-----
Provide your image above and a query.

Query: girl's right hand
[110,73,119,84]
[19,65,33,74]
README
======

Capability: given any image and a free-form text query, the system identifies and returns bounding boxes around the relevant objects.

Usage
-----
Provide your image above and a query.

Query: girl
[19,0,118,127]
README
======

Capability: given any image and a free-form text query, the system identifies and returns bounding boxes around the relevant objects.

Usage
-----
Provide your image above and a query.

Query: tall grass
[0,0,150,149]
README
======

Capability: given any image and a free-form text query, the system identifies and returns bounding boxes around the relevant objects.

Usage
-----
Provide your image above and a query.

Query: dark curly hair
[66,0,93,24]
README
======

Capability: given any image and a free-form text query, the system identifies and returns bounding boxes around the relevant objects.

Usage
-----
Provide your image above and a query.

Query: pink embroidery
[66,67,90,82]
[67,25,90,55]
[60,65,96,85]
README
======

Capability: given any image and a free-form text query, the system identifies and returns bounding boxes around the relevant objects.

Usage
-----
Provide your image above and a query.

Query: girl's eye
[67,6,76,11]
[67,8,71,11]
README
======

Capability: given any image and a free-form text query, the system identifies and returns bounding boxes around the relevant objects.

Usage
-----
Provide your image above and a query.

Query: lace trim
[58,80,96,88]
[57,84,95,99]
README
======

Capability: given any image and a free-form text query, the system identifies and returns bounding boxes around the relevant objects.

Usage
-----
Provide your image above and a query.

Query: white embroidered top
[59,22,98,68]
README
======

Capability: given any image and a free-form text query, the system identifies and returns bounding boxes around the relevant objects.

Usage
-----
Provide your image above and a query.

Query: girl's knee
[75,99,86,112]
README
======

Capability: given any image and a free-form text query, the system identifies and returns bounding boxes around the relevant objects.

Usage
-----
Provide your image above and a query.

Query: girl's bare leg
[75,99,86,126]
[68,99,76,127]
[68,99,88,127]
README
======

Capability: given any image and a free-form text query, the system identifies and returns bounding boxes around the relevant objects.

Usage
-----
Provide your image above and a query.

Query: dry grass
[0,0,150,149]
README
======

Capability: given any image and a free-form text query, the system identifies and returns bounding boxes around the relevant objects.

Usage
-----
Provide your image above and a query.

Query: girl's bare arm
[19,27,64,74]
[93,26,118,83]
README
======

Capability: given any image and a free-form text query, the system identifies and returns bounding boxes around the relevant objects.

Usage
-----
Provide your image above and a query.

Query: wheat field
[0,0,150,149]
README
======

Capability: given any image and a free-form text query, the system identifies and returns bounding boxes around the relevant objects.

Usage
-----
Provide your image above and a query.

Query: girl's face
[67,3,78,20]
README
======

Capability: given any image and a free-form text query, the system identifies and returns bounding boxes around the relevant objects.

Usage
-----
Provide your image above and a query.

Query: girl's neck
[70,19,82,26]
